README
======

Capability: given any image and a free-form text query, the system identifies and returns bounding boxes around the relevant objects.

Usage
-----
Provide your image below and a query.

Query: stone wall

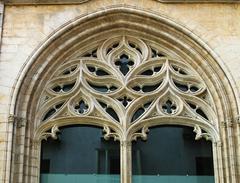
[0,0,239,182]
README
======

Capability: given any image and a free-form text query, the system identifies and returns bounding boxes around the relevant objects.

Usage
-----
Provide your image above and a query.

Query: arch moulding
[6,5,240,183]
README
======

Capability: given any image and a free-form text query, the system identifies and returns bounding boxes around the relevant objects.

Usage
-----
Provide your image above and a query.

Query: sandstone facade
[0,1,240,183]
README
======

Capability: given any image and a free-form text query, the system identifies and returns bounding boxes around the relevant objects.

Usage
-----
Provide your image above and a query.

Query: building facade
[0,0,240,183]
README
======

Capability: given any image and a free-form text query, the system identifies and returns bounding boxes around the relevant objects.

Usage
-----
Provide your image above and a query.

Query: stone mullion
[120,140,132,183]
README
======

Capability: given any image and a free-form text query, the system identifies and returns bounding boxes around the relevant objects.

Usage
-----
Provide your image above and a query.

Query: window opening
[40,125,120,183]
[132,126,214,183]
[115,54,134,75]
[37,36,216,183]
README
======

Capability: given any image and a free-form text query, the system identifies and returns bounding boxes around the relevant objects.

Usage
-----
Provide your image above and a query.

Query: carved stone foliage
[38,124,60,142]
[36,35,217,141]
[193,125,212,141]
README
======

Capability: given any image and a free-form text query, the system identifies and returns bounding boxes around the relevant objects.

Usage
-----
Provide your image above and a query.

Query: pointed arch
[7,5,239,183]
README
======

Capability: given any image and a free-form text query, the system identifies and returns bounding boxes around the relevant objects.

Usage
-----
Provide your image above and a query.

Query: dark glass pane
[140,69,154,76]
[97,101,120,122]
[172,65,187,75]
[112,43,119,48]
[174,81,188,92]
[162,100,176,114]
[62,66,77,75]
[115,54,134,75]
[74,100,88,114]
[55,102,64,109]
[151,48,165,58]
[132,86,141,91]
[109,86,118,91]
[106,107,120,122]
[190,86,199,92]
[143,102,151,108]
[132,125,214,183]
[118,96,132,107]
[142,83,161,92]
[131,107,145,122]
[83,49,97,58]
[43,108,56,121]
[154,66,161,72]
[107,48,112,54]
[196,108,209,120]
[62,83,75,92]
[40,125,120,183]
[88,83,109,93]
[96,69,109,76]
[136,47,142,54]
[188,102,197,109]
[87,66,96,72]
[63,70,71,75]
[52,86,61,92]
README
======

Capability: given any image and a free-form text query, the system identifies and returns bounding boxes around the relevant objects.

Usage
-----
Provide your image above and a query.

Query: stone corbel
[221,121,227,128]
[8,114,16,123]
[103,125,120,141]
[234,115,240,126]
[221,118,234,128]
[221,115,240,128]
[131,125,149,141]
[193,125,212,141]
[16,118,27,128]
[8,115,27,128]
[38,124,60,142]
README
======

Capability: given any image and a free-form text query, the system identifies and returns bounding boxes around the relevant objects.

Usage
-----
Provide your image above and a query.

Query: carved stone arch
[7,5,239,183]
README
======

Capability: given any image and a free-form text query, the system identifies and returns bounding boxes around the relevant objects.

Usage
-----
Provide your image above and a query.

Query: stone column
[120,140,132,183]
[221,119,238,183]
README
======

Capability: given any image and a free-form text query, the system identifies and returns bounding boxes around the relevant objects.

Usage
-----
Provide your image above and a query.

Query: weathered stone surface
[0,1,240,183]
[4,0,240,4]
[4,0,89,5]
[157,0,240,3]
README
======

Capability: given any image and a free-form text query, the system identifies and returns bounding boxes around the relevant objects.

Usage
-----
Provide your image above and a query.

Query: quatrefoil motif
[117,96,132,107]
[74,100,89,114]
[115,54,134,76]
[162,99,177,115]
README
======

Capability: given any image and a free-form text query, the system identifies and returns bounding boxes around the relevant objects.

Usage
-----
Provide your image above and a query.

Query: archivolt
[8,5,239,183]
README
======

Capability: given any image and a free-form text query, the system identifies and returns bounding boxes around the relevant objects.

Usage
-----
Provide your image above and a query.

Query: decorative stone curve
[36,35,217,141]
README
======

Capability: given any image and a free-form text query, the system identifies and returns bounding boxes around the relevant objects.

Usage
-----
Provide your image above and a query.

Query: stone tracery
[37,35,216,134]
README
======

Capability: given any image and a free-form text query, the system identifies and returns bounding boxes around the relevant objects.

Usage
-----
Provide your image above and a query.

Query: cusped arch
[33,117,123,143]
[8,5,239,183]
